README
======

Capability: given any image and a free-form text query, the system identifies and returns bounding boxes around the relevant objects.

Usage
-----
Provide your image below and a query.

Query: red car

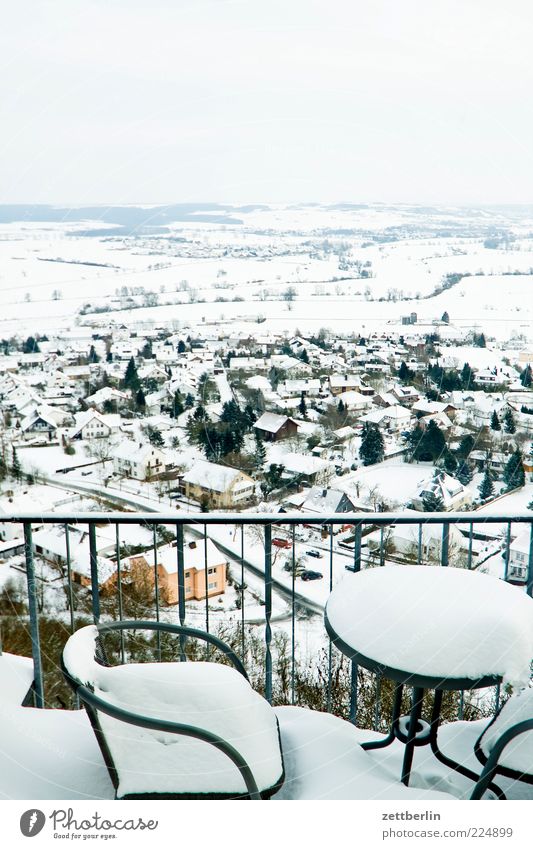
[272,537,291,549]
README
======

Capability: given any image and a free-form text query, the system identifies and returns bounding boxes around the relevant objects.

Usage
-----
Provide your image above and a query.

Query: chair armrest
[471,719,533,799]
[77,684,261,799]
[97,620,249,679]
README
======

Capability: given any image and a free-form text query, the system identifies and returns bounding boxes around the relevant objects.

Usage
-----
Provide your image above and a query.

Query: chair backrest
[475,687,533,782]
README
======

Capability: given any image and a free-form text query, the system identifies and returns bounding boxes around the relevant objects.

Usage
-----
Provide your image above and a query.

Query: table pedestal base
[360,684,505,799]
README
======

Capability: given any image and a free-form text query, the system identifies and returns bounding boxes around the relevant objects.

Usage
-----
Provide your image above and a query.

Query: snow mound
[326,565,533,689]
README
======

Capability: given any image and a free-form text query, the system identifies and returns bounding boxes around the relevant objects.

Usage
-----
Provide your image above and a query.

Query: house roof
[183,459,250,493]
[301,486,356,514]
[138,537,226,575]
[255,412,298,434]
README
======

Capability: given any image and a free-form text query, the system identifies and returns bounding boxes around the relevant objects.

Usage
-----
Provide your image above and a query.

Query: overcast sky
[1,0,532,206]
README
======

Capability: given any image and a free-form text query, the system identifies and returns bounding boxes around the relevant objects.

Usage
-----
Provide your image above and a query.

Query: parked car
[306,549,322,558]
[300,570,323,581]
[272,537,291,549]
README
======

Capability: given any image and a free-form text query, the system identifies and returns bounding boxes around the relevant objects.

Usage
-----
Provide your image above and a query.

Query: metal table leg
[401,686,425,785]
[361,683,404,751]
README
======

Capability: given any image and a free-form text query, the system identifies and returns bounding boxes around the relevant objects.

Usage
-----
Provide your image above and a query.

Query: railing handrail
[1,510,532,525]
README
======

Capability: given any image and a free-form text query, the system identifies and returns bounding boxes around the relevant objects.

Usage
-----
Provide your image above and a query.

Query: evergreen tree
[146,426,164,448]
[136,388,146,410]
[473,332,486,348]
[11,447,22,481]
[88,344,99,363]
[22,336,40,354]
[408,420,446,462]
[443,451,457,475]
[359,422,384,466]
[106,351,113,362]
[490,411,501,431]
[441,311,450,324]
[421,488,444,512]
[461,362,474,390]
[298,392,308,419]
[456,461,473,485]
[337,398,346,414]
[299,348,309,364]
[184,393,195,409]
[124,357,140,392]
[0,449,6,481]
[254,433,267,470]
[503,448,525,490]
[398,361,413,382]
[172,390,184,418]
[503,408,516,434]
[458,434,475,459]
[520,364,532,388]
[177,340,186,354]
[479,469,494,501]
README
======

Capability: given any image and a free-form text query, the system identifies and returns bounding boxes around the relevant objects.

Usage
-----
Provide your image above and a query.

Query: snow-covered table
[325,565,533,791]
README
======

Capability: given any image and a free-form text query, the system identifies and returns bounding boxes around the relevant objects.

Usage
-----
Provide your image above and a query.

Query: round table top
[324,565,533,691]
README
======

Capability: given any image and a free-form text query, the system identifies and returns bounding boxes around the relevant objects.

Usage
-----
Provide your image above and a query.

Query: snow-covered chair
[61,621,285,799]
[471,687,533,799]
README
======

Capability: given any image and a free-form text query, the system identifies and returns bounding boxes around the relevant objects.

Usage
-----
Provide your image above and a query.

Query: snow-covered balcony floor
[1,698,532,801]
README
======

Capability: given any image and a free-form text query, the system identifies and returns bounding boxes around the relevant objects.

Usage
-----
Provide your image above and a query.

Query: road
[39,472,325,616]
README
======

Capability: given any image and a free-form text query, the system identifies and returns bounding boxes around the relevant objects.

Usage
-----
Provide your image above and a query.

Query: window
[208,567,215,575]
[185,571,190,578]
[208,582,217,590]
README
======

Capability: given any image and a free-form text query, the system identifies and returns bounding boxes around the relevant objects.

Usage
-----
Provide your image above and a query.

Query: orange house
[102,537,227,604]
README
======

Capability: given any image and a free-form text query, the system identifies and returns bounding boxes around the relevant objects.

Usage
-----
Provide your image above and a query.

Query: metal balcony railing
[1,510,532,728]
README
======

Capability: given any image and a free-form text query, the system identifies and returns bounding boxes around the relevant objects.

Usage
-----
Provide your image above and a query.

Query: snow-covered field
[1,203,533,342]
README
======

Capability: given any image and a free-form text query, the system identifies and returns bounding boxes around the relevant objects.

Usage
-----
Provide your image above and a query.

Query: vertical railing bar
[379,526,385,567]
[503,522,511,582]
[64,523,75,635]
[152,524,161,662]
[458,689,464,721]
[291,525,296,706]
[204,524,210,661]
[441,522,449,568]
[326,523,333,713]
[494,682,501,716]
[115,523,125,665]
[88,522,100,622]
[176,523,186,661]
[467,522,474,570]
[264,523,272,704]
[417,523,423,564]
[240,525,245,661]
[349,660,358,724]
[527,522,533,598]
[353,523,362,572]
[373,675,382,731]
[23,522,44,708]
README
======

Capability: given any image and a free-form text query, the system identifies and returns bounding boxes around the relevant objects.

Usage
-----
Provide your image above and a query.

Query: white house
[112,442,168,480]
[71,410,121,441]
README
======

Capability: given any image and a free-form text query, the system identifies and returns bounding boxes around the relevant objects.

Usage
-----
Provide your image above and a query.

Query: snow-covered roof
[255,412,298,433]
[183,459,250,492]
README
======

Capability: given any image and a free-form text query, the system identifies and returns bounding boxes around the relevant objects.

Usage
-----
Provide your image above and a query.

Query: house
[182,460,255,508]
[360,404,412,433]
[329,375,370,396]
[370,513,464,563]
[508,529,531,584]
[335,390,372,413]
[254,412,299,442]
[281,453,334,485]
[71,410,121,441]
[103,537,227,603]
[411,472,472,512]
[389,384,420,406]
[277,379,321,398]
[299,486,359,516]
[112,442,168,480]
[19,409,60,440]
